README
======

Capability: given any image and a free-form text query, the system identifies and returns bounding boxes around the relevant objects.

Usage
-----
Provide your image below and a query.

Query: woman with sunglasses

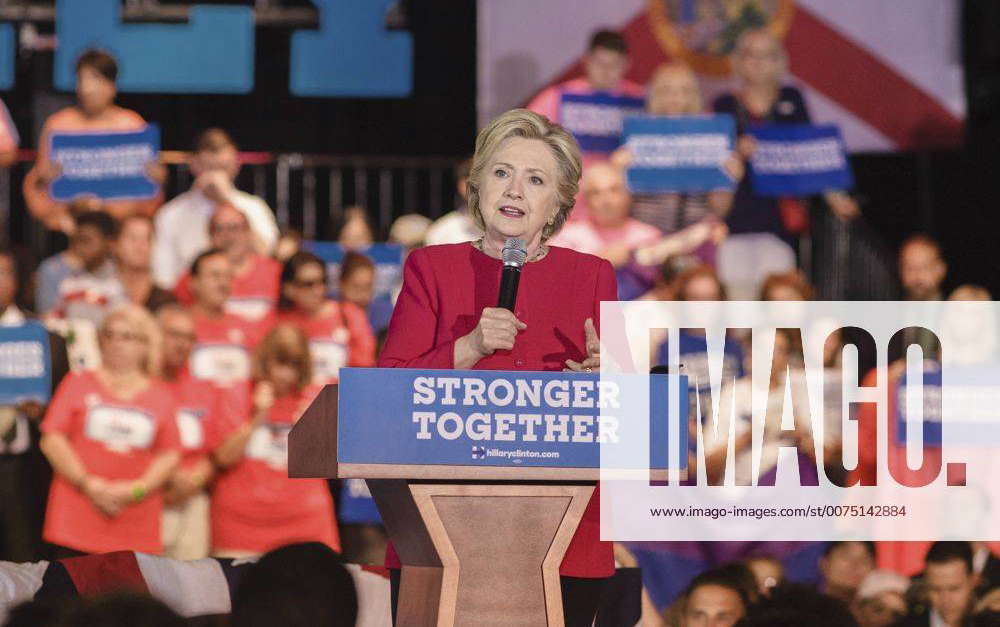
[209,324,338,556]
[39,304,181,557]
[277,251,375,385]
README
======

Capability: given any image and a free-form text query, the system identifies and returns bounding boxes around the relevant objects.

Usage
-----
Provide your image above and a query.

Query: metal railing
[4,151,462,258]
[3,150,897,301]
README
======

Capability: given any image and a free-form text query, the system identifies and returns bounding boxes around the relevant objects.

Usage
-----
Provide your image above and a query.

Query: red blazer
[378,242,617,578]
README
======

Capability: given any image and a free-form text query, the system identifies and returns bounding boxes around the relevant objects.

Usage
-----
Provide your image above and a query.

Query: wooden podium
[288,369,685,626]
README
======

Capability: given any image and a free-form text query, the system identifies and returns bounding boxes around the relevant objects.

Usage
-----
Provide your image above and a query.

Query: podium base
[369,480,595,627]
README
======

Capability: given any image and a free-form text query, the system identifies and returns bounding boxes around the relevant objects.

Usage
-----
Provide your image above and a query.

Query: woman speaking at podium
[379,109,616,625]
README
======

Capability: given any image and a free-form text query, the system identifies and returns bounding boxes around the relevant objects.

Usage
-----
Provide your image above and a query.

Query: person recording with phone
[377,108,616,626]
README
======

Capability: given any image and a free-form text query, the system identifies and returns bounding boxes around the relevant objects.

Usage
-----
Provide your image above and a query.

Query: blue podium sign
[49,125,160,202]
[337,368,687,471]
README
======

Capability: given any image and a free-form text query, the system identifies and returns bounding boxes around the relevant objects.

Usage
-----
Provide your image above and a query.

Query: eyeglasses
[293,278,325,289]
[101,329,148,344]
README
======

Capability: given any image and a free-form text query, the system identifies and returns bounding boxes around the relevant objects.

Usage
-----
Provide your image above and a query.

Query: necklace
[474,238,548,262]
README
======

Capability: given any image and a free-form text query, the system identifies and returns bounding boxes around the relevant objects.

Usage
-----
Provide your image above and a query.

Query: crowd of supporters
[0,27,994,627]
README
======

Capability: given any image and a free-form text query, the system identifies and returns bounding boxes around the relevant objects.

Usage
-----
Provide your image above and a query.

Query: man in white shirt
[424,158,479,246]
[152,128,278,289]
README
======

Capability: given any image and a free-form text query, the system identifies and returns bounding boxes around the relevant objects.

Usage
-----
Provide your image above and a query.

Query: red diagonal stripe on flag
[523,6,962,151]
[785,6,962,149]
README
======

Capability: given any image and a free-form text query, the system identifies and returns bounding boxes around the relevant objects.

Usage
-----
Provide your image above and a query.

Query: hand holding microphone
[455,238,528,368]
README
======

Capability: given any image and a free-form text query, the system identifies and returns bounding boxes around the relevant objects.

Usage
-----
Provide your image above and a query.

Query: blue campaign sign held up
[49,125,160,202]
[748,124,854,196]
[623,114,736,193]
[0,24,13,90]
[560,92,646,154]
[0,322,51,405]
[55,0,254,94]
[336,368,688,470]
[291,0,413,97]
[304,241,404,301]
[895,364,943,447]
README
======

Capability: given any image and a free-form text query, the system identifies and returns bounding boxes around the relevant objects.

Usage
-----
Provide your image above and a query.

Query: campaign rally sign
[49,125,160,202]
[336,368,688,470]
[895,364,942,448]
[0,321,51,405]
[748,124,853,196]
[559,92,645,154]
[304,241,404,301]
[622,114,736,194]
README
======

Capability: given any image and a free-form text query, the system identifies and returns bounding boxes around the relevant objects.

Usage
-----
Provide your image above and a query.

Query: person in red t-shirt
[277,251,375,385]
[158,303,233,560]
[39,304,181,556]
[210,324,338,556]
[174,204,281,322]
[186,249,265,388]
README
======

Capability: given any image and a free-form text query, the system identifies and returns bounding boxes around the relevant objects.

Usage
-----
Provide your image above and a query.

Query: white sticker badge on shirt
[176,408,205,450]
[310,338,349,383]
[190,344,251,386]
[84,405,156,453]
[245,423,291,471]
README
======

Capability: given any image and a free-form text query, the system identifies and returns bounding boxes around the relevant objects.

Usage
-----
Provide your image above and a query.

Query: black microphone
[497,237,527,312]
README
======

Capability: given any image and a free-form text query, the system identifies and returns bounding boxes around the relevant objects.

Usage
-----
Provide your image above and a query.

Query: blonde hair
[646,62,703,114]
[98,303,162,377]
[467,109,582,242]
[253,323,313,390]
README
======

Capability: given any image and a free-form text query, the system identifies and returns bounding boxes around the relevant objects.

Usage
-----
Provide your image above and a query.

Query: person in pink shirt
[548,162,660,267]
[174,204,281,322]
[527,30,644,164]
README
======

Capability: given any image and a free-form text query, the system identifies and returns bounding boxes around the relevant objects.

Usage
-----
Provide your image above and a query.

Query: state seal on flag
[647,0,795,75]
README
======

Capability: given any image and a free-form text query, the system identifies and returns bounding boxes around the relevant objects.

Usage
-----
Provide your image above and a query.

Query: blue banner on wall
[622,114,736,193]
[49,125,160,202]
[291,0,412,97]
[337,368,688,470]
[304,241,404,301]
[55,0,254,94]
[560,92,646,154]
[0,322,51,405]
[748,124,853,196]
